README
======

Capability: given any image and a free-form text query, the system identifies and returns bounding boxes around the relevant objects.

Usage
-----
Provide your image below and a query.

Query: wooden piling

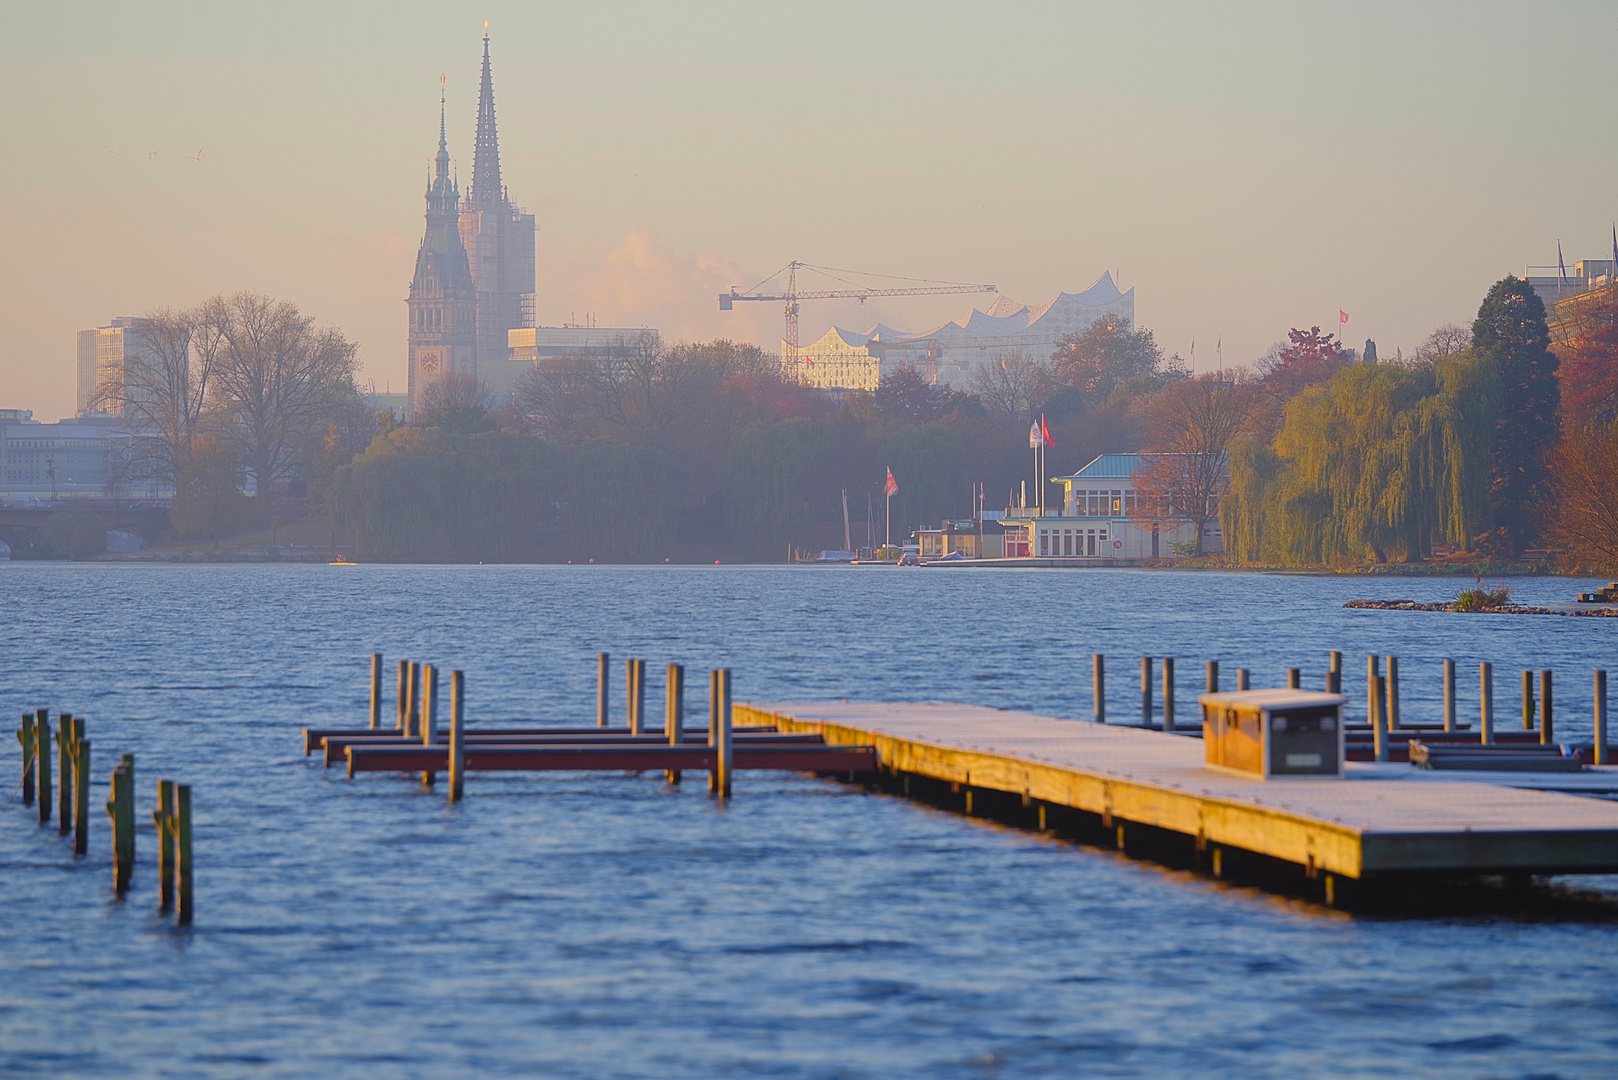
[1237,668,1250,691]
[1443,659,1456,732]
[153,778,174,910]
[1480,661,1494,745]
[448,670,465,803]
[175,783,193,925]
[17,712,34,806]
[708,670,719,794]
[407,662,421,739]
[369,653,382,730]
[36,711,51,826]
[1386,657,1400,730]
[1373,675,1388,762]
[58,714,76,835]
[1092,654,1106,724]
[73,738,90,856]
[1366,655,1380,727]
[396,660,408,730]
[107,754,134,894]
[1328,651,1342,695]
[1522,670,1535,731]
[628,658,645,736]
[665,663,684,784]
[1206,660,1219,694]
[420,664,438,787]
[1286,667,1300,689]
[1595,670,1608,766]
[1540,670,1553,745]
[1140,656,1152,727]
[597,652,610,728]
[715,669,733,799]
[1161,657,1175,733]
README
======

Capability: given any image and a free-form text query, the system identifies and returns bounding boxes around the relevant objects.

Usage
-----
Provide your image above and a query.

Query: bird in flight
[148,150,159,159]
[102,149,118,155]
[193,148,204,162]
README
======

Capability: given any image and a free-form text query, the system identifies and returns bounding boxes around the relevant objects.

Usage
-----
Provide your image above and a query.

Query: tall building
[74,317,151,415]
[406,83,477,413]
[459,31,535,376]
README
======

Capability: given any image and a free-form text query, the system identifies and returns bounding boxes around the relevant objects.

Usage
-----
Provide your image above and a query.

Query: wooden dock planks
[735,701,1618,880]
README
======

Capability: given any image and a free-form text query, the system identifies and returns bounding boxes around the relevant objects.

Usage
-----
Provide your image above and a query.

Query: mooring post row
[106,754,135,894]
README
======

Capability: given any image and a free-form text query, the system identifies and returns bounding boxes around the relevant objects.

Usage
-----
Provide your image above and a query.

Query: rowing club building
[997,454,1222,561]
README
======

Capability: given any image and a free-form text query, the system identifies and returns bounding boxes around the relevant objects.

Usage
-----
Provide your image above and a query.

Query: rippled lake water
[3,562,1618,1078]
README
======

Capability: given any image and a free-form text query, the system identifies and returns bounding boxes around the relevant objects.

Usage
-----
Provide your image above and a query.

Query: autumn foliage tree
[1554,292,1618,427]
[1130,374,1254,555]
[1545,426,1618,570]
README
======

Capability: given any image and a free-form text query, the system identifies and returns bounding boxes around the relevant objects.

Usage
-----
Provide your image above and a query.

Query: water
[3,562,1618,1078]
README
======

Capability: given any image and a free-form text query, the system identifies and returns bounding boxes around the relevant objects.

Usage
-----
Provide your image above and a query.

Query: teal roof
[1055,453,1141,482]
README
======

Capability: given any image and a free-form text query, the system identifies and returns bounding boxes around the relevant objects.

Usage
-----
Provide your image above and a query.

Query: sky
[3,1,1616,419]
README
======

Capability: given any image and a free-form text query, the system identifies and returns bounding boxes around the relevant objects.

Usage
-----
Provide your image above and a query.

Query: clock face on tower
[420,351,441,374]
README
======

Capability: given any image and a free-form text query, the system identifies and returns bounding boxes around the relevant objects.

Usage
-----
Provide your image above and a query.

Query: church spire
[468,24,504,209]
[435,75,450,184]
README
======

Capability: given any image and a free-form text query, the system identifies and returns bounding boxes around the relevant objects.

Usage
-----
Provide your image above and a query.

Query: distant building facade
[491,326,661,397]
[0,412,167,503]
[998,453,1221,561]
[790,274,1136,391]
[75,317,152,416]
[407,32,536,415]
[1525,259,1617,313]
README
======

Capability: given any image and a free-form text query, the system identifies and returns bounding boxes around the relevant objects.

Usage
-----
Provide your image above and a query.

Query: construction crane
[719,261,996,367]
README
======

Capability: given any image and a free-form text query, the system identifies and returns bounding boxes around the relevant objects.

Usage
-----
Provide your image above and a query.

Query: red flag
[1041,415,1054,447]
[804,356,815,367]
[884,468,898,496]
[1339,309,1349,324]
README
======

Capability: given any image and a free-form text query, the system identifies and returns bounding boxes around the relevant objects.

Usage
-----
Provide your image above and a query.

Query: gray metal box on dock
[1199,689,1346,779]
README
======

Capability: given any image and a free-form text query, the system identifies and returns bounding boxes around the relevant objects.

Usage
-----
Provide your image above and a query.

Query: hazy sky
[4,1,1616,419]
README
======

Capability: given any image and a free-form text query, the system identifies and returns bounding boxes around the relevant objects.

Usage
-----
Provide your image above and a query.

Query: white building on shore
[998,453,1221,561]
[792,273,1135,391]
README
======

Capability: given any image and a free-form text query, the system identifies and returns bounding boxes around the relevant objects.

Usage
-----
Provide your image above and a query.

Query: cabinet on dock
[1199,689,1346,779]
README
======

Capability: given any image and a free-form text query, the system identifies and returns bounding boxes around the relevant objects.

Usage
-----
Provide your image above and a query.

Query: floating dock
[735,701,1618,891]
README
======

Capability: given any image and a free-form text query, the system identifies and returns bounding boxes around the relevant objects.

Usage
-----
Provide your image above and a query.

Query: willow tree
[1223,351,1495,566]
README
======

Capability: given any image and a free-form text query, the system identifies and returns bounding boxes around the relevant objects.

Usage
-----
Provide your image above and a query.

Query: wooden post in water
[17,712,34,806]
[175,783,194,925]
[627,658,645,736]
[369,653,382,730]
[35,711,51,826]
[1386,657,1400,730]
[1443,659,1456,731]
[1140,656,1153,727]
[1595,670,1608,766]
[57,714,75,835]
[448,670,465,803]
[1092,654,1106,724]
[1366,656,1379,727]
[396,660,408,730]
[597,652,610,728]
[407,662,421,739]
[107,754,134,894]
[715,669,733,800]
[1372,674,1387,762]
[153,778,174,910]
[707,670,719,794]
[1286,668,1300,689]
[1480,662,1494,745]
[1237,668,1250,691]
[665,663,684,784]
[1328,651,1342,695]
[1540,670,1553,745]
[73,738,90,856]
[1161,657,1175,732]
[1522,670,1535,731]
[420,665,438,787]
[1206,660,1219,694]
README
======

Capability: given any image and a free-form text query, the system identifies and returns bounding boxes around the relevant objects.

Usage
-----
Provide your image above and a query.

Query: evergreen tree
[1471,276,1559,554]
[1363,339,1377,363]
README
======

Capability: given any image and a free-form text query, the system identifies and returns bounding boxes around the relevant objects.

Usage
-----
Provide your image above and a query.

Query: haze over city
[5,1,1616,419]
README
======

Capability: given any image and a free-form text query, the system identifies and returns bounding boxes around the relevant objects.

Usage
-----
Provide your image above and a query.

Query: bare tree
[1130,374,1255,555]
[1412,323,1471,362]
[970,351,1050,420]
[93,306,218,489]
[202,292,359,498]
[1545,427,1618,570]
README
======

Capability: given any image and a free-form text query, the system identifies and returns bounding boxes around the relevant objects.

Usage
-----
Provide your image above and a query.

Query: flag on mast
[1558,240,1568,285]
[1041,415,1054,447]
[1611,223,1617,275]
[1339,309,1349,325]
[884,468,898,496]
[1029,422,1040,449]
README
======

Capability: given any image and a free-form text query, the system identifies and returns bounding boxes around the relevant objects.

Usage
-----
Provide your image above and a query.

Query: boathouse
[998,453,1222,560]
